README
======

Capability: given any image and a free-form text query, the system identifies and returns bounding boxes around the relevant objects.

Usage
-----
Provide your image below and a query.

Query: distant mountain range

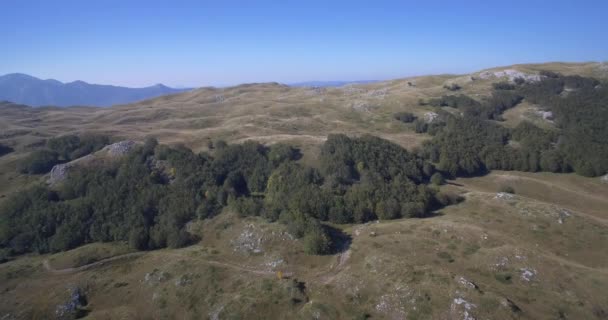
[288,80,379,87]
[0,73,192,107]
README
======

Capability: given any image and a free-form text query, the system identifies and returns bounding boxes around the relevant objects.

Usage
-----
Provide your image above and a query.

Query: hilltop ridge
[0,73,191,107]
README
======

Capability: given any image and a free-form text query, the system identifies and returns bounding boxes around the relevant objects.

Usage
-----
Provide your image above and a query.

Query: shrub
[268,143,299,166]
[493,82,516,90]
[229,196,264,217]
[303,223,331,255]
[513,77,526,85]
[539,70,560,78]
[494,273,513,284]
[394,112,416,123]
[430,172,445,185]
[414,119,428,133]
[443,83,461,91]
[434,191,463,207]
[18,150,59,174]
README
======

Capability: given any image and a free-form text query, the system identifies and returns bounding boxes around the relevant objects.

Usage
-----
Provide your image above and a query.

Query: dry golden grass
[1,62,607,319]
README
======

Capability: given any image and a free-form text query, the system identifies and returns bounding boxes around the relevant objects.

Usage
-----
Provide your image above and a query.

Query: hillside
[0,62,607,320]
[0,73,191,107]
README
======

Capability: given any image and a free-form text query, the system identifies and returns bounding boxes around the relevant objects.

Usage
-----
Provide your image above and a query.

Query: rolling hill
[0,62,607,320]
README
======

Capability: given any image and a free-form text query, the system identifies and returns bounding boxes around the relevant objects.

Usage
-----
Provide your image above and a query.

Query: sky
[1,0,607,87]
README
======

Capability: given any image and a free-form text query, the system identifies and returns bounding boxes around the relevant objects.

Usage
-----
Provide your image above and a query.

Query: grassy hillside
[1,171,606,319]
[1,62,607,319]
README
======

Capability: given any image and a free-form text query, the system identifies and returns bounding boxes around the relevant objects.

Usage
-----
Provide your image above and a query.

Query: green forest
[1,73,606,259]
[420,73,607,177]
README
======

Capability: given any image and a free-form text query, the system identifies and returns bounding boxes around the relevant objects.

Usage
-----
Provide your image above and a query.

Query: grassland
[0,62,607,319]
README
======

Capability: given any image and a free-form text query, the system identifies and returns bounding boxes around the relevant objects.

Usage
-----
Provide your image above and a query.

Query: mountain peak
[1,73,40,81]
[0,74,191,107]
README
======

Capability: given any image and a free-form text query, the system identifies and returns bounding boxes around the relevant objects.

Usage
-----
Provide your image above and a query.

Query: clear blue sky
[1,0,607,87]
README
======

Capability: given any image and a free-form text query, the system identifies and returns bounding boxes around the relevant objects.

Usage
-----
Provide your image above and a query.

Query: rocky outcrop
[47,140,138,185]
[102,140,137,157]
[55,287,88,319]
[477,69,543,83]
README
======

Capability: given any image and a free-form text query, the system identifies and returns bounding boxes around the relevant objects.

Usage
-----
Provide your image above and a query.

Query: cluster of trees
[17,134,111,174]
[424,91,522,120]
[1,134,454,257]
[3,71,605,259]
[1,138,335,256]
[47,134,111,161]
[417,72,607,177]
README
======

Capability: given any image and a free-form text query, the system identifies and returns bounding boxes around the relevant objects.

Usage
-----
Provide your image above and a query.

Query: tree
[375,198,401,220]
[302,222,331,255]
[268,143,299,166]
[18,150,59,174]
[430,172,445,185]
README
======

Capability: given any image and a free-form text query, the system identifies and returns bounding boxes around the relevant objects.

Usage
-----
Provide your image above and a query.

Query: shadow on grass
[324,225,352,255]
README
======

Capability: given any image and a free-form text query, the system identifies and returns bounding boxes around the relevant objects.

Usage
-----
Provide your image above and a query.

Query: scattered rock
[55,287,88,319]
[451,297,477,320]
[102,140,136,157]
[144,269,171,286]
[457,276,480,291]
[48,162,74,185]
[231,224,263,254]
[538,111,554,121]
[47,154,94,185]
[174,273,194,287]
[520,268,537,281]
[494,256,509,269]
[424,112,439,123]
[374,289,409,319]
[600,174,608,184]
[494,192,515,201]
[264,257,284,270]
[478,69,542,83]
[214,95,225,103]
[365,88,388,99]
[556,208,572,224]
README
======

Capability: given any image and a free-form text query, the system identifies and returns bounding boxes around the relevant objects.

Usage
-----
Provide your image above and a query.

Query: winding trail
[43,252,145,274]
[42,250,294,278]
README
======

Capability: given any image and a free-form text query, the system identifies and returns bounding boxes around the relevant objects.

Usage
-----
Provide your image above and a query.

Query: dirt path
[43,252,146,274]
[43,250,293,278]
[318,248,351,284]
